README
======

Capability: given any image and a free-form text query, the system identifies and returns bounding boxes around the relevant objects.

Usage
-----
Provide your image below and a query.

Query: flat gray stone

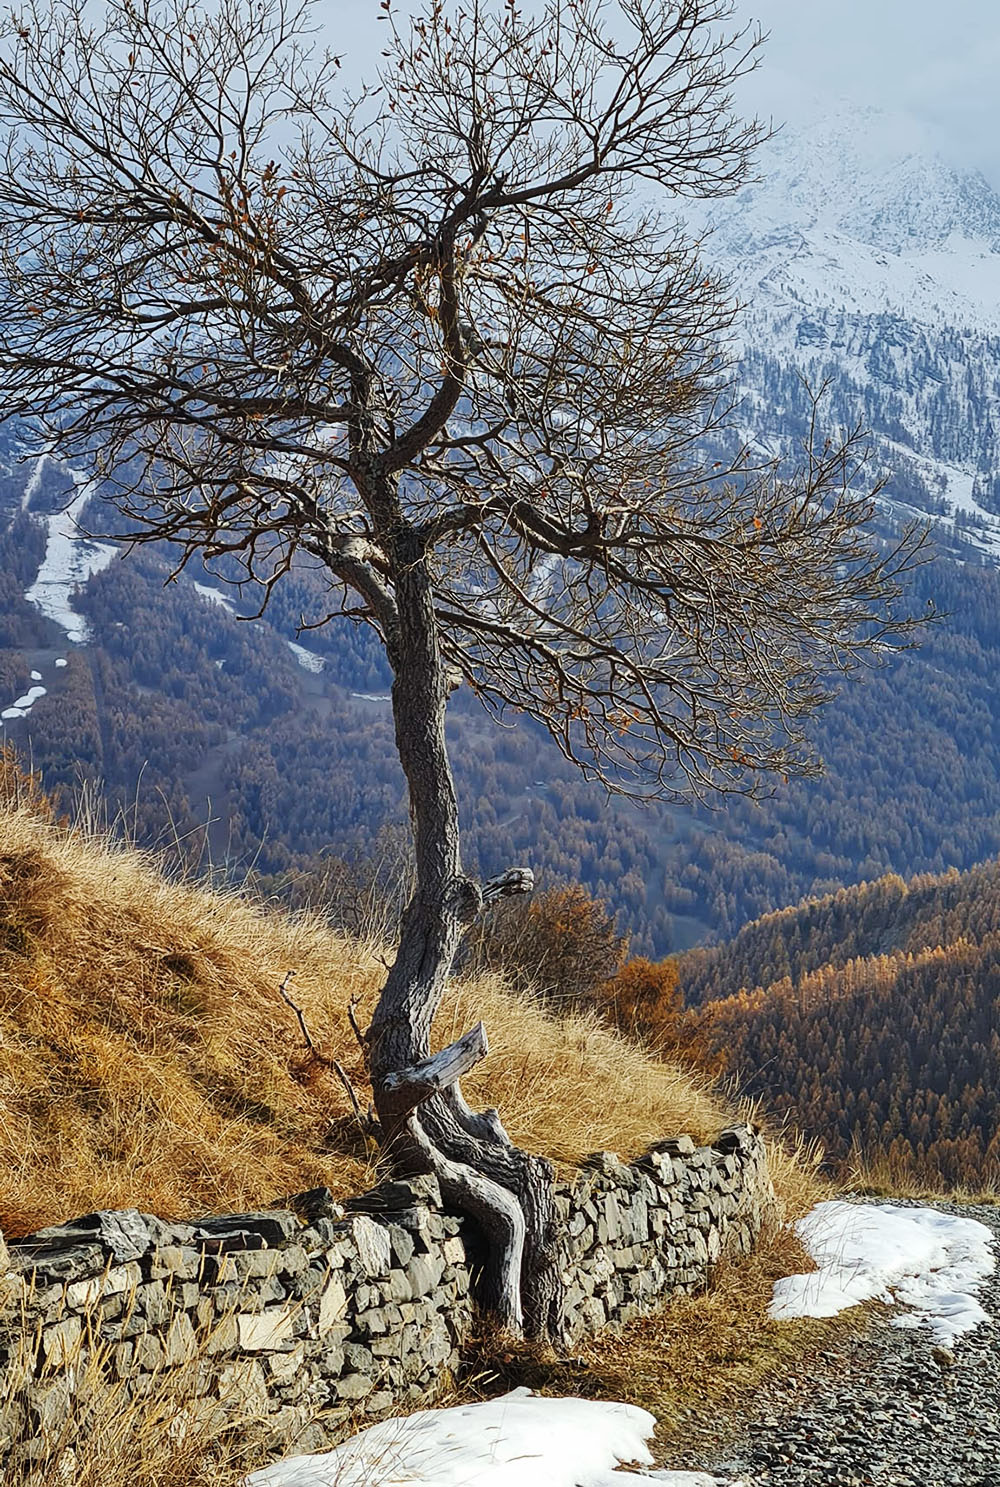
[16,1209,153,1264]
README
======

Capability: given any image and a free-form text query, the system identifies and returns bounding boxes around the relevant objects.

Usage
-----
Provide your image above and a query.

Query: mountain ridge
[686,104,1000,559]
[1,106,1000,953]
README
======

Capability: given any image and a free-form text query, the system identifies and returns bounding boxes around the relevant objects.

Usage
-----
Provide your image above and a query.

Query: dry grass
[0,801,736,1236]
[1,1389,260,1487]
[578,1221,861,1463]
[844,1147,1000,1205]
[0,1280,274,1487]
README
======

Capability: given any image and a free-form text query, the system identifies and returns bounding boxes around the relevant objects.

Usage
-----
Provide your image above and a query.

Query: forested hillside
[679,858,1000,1005]
[678,861,1000,1187]
[4,456,1000,954]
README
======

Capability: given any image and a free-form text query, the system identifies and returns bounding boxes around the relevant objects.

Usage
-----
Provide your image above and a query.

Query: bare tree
[0,0,926,1337]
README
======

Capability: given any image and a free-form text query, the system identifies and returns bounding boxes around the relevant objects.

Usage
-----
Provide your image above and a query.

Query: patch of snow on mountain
[1,684,46,722]
[879,442,1000,559]
[19,454,48,513]
[192,581,238,614]
[288,641,325,673]
[25,473,117,642]
[680,104,1000,557]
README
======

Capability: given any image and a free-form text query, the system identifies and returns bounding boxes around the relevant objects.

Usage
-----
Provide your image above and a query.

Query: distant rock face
[683,105,1000,559]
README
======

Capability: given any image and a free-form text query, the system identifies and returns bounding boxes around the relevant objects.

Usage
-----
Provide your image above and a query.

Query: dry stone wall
[555,1124,774,1345]
[0,1125,773,1468]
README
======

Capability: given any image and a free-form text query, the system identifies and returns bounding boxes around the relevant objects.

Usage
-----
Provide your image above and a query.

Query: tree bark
[366,521,560,1339]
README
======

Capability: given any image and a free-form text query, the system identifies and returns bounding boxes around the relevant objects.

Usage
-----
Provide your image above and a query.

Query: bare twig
[279,973,374,1133]
[277,970,317,1055]
[347,995,369,1053]
[331,1058,367,1126]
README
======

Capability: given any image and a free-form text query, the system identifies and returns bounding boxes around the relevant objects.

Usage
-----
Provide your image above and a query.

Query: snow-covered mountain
[686,105,1000,562]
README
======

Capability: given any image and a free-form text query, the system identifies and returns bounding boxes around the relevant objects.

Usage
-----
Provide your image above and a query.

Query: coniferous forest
[676,860,1000,1188]
[4,443,1000,960]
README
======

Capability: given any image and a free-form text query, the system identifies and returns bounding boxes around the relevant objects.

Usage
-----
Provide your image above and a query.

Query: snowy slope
[693,107,1000,326]
[24,471,118,641]
[686,106,1000,561]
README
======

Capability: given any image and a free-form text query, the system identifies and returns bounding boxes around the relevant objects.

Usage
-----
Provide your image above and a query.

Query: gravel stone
[676,1200,1000,1487]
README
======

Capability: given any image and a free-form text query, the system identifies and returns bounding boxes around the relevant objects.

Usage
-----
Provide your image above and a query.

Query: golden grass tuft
[844,1145,1000,1205]
[0,802,738,1236]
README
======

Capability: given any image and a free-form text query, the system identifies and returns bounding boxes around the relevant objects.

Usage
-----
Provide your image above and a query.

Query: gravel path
[676,1201,1000,1487]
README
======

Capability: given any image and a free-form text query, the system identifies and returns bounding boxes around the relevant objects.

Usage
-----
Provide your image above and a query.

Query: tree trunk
[366,525,560,1340]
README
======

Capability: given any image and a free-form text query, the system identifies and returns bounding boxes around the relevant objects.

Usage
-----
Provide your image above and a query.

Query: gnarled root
[405,1112,527,1334]
[374,1022,561,1340]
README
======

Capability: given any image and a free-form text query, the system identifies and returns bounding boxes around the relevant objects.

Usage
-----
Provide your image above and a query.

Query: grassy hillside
[0,776,839,1487]
[0,785,738,1238]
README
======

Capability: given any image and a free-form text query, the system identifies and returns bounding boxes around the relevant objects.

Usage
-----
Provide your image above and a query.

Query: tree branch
[482,867,535,906]
[379,1021,489,1117]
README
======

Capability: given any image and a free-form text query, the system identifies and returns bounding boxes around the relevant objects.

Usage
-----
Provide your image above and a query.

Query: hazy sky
[335,0,1000,185]
[740,0,1000,184]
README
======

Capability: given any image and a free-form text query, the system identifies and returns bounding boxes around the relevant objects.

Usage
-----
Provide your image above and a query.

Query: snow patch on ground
[771,1201,996,1344]
[247,1389,669,1487]
[288,641,325,673]
[640,1477,723,1486]
[24,473,117,642]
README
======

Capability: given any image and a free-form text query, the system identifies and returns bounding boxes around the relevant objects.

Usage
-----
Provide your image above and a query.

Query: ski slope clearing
[24,475,117,642]
[770,1200,996,1344]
